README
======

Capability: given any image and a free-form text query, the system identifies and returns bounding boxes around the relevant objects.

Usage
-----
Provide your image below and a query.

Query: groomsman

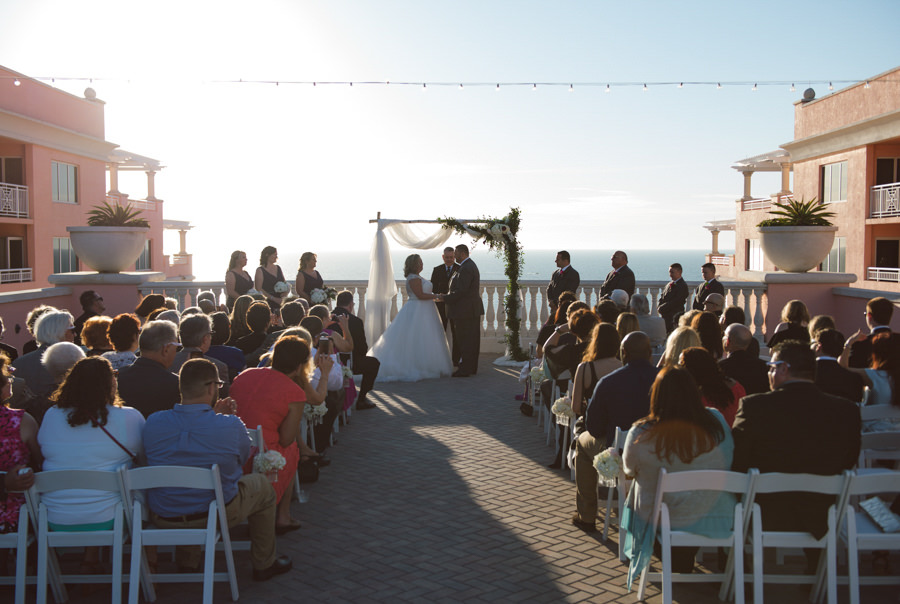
[692,262,725,311]
[547,251,580,316]
[431,247,460,367]
[657,263,688,333]
[599,250,635,300]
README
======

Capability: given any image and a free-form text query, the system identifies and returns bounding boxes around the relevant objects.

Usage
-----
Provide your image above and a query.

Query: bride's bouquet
[593,447,622,487]
[551,395,575,419]
[310,287,337,305]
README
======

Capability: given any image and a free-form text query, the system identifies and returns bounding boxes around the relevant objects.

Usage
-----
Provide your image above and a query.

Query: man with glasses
[73,290,106,343]
[732,341,860,571]
[170,314,230,396]
[117,320,181,418]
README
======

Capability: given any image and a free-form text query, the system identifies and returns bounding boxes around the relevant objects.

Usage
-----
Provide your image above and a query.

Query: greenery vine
[437,207,527,361]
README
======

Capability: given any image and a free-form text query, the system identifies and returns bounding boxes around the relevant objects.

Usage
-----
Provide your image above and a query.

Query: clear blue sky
[1,0,898,278]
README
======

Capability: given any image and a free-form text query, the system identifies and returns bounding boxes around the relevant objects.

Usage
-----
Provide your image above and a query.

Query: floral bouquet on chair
[310,287,337,305]
[303,402,328,422]
[593,447,622,488]
[253,450,286,482]
[551,395,575,419]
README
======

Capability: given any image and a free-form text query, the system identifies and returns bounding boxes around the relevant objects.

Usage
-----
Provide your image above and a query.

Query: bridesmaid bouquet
[253,450,286,482]
[593,447,622,487]
[310,287,338,304]
[274,281,291,295]
[551,395,575,419]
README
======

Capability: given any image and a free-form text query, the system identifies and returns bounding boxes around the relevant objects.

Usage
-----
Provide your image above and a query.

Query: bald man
[719,324,768,395]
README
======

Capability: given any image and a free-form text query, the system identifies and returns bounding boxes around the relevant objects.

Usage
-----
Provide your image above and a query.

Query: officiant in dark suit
[547,251,580,316]
[442,244,484,377]
[431,247,460,366]
[599,250,635,300]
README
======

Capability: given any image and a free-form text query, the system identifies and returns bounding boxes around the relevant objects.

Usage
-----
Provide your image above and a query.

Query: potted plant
[67,201,150,273]
[756,197,838,273]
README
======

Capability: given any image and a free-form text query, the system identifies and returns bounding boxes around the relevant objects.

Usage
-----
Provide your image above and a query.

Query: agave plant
[86,201,149,228]
[757,197,835,227]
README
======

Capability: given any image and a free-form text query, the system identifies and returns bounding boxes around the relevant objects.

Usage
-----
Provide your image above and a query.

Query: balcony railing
[0,183,29,218]
[710,255,733,266]
[741,197,771,211]
[105,194,156,211]
[869,182,900,218]
[867,267,900,283]
[139,279,769,349]
[0,268,32,284]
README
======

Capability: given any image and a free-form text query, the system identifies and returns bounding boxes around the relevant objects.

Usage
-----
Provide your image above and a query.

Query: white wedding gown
[369,274,453,382]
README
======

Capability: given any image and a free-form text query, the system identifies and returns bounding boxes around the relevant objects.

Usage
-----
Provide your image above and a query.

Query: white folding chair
[839,469,900,604]
[247,424,265,454]
[635,469,755,604]
[601,426,632,561]
[122,464,239,604]
[26,469,128,604]
[857,430,900,469]
[0,501,33,604]
[748,471,851,604]
[859,403,900,429]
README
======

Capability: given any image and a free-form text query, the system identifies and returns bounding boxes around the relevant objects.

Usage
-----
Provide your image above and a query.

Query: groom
[443,244,484,377]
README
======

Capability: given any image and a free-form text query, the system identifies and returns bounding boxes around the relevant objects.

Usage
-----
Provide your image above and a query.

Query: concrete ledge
[739,270,858,284]
[0,287,72,304]
[48,271,166,285]
[832,286,900,301]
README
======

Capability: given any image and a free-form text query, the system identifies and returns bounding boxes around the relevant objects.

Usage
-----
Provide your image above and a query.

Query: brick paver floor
[14,355,898,603]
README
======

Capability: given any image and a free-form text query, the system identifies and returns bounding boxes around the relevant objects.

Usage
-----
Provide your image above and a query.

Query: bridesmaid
[225,250,253,311]
[295,252,324,304]
[254,246,287,311]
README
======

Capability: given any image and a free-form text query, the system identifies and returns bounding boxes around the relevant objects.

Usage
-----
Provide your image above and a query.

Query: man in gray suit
[442,244,484,377]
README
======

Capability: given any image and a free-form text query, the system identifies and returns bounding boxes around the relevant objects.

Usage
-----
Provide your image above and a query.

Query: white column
[109,164,120,195]
[146,170,158,201]
[741,171,753,201]
[178,230,187,255]
[779,163,792,196]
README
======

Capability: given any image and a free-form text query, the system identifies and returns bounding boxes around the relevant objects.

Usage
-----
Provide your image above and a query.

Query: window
[876,158,900,186]
[51,161,78,203]
[52,237,78,273]
[745,239,763,271]
[821,161,848,203]
[135,239,151,271]
[0,157,24,185]
[820,237,846,273]
[0,237,25,269]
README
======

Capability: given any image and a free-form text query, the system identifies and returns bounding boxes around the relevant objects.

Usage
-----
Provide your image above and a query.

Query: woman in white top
[370,254,453,382]
[630,294,667,350]
[840,330,900,431]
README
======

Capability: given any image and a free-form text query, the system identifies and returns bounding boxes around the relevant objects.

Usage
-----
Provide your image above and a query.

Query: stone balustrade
[139,279,768,352]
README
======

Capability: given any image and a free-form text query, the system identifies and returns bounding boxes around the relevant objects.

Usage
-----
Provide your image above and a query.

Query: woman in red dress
[232,336,316,533]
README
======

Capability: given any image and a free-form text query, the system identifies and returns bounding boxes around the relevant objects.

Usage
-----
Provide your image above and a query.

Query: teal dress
[621,408,735,589]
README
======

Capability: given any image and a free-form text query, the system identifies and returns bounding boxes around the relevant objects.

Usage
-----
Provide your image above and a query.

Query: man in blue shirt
[142,359,292,581]
[572,332,658,532]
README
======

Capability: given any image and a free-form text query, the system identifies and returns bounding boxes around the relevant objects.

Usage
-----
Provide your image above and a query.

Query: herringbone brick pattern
[15,355,898,603]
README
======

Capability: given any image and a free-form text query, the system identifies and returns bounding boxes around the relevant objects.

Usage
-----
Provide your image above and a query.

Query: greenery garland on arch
[436,207,527,361]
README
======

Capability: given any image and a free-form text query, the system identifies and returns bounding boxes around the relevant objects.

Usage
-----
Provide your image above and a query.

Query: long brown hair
[51,357,122,427]
[633,367,724,464]
[583,323,620,362]
[871,332,900,407]
[691,311,723,358]
[679,347,734,411]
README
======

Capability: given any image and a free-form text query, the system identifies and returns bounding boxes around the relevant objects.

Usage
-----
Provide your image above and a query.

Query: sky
[1,0,898,278]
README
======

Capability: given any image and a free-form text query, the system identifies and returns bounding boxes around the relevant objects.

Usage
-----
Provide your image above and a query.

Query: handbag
[298,459,319,484]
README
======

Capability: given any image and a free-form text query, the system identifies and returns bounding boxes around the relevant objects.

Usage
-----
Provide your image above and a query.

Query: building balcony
[0,268,32,284]
[866,266,900,282]
[0,183,29,218]
[869,182,900,218]
[740,194,793,212]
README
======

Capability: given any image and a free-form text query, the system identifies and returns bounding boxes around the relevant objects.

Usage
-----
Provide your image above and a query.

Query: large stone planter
[758,226,838,273]
[67,226,149,273]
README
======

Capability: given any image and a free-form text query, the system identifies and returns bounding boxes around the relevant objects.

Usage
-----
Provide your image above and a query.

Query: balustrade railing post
[358,287,367,322]
[752,289,765,341]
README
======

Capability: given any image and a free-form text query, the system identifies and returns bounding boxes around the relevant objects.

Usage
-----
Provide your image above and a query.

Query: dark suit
[657,278,689,333]
[732,381,860,539]
[815,358,865,402]
[599,265,635,300]
[333,306,379,397]
[848,326,891,368]
[719,349,769,395]
[430,262,458,329]
[117,356,181,418]
[691,278,725,310]
[445,257,484,375]
[547,265,580,311]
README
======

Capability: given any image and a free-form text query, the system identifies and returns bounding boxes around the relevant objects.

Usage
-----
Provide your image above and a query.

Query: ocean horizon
[195,249,732,283]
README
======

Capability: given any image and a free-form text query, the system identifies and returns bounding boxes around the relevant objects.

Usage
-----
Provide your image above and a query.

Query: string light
[496,83,500,91]
[790,83,795,92]
[678,82,683,88]
[864,81,870,89]
[459,83,463,89]
[422,83,426,91]
[828,82,834,90]
[642,83,647,91]
[716,82,722,89]
[532,83,537,91]
[605,84,610,93]
[568,84,573,92]
[752,83,757,91]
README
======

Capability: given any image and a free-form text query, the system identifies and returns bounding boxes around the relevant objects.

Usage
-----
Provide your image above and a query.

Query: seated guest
[572,332,658,532]
[679,346,744,426]
[142,358,292,580]
[135,294,167,324]
[720,305,745,328]
[594,299,620,325]
[616,312,640,341]
[17,342,87,426]
[181,307,204,318]
[0,354,42,535]
[102,313,141,370]
[622,367,734,587]
[81,316,113,356]
[170,314,230,396]
[117,321,181,418]
[231,338,311,533]
[164,297,179,311]
[227,295,255,345]
[332,291,379,410]
[12,310,75,398]
[630,294,666,349]
[0,317,17,362]
[38,357,144,569]
[206,312,246,381]
[808,314,835,341]
[691,311,723,360]
[308,305,353,353]
[678,309,701,329]
[814,328,864,403]
[658,326,700,368]
[74,290,105,343]
[702,292,725,317]
[308,328,347,453]
[22,305,57,356]
[197,299,217,315]
[571,323,621,417]
[733,342,860,572]
[610,289,630,313]
[719,323,769,395]
[234,302,272,356]
[849,297,894,368]
[840,331,900,431]
[767,299,811,349]
[246,301,306,368]
[536,293,576,359]
[156,309,181,324]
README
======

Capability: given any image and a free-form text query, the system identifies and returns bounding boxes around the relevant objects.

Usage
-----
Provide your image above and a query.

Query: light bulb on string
[313,82,316,87]
[864,81,870,89]
[717,82,722,89]
[828,82,834,90]
[678,82,683,88]
[642,83,647,91]
[459,83,463,89]
[495,83,500,91]
[422,83,426,91]
[605,84,610,93]
[790,83,795,92]
[752,83,757,91]
[568,84,573,92]
[532,83,537,91]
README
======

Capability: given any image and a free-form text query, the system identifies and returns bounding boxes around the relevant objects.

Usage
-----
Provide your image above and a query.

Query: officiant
[431,247,460,366]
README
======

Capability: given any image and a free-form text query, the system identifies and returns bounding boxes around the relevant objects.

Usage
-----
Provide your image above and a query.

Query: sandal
[275,519,302,535]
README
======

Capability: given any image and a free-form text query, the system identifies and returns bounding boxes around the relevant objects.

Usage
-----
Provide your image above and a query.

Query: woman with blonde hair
[768,299,812,348]
[227,294,255,345]
[255,246,288,311]
[295,252,325,304]
[658,326,701,368]
[225,250,253,311]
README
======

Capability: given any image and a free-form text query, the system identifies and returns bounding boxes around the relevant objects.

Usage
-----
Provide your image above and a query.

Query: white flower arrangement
[303,402,328,420]
[341,365,354,379]
[530,366,545,384]
[593,447,622,488]
[489,223,511,241]
[273,281,291,295]
[551,395,575,419]
[253,450,286,474]
[310,288,327,304]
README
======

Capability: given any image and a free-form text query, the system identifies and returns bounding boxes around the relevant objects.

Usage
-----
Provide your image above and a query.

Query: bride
[369,254,453,381]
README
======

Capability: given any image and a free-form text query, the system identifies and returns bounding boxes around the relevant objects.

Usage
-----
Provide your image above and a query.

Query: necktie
[447,266,452,277]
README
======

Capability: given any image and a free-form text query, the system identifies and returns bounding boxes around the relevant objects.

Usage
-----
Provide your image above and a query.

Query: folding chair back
[636,469,754,604]
[0,503,33,604]
[858,404,900,423]
[27,469,127,604]
[858,430,900,469]
[122,464,238,604]
[749,471,851,604]
[248,424,266,453]
[602,426,631,553]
